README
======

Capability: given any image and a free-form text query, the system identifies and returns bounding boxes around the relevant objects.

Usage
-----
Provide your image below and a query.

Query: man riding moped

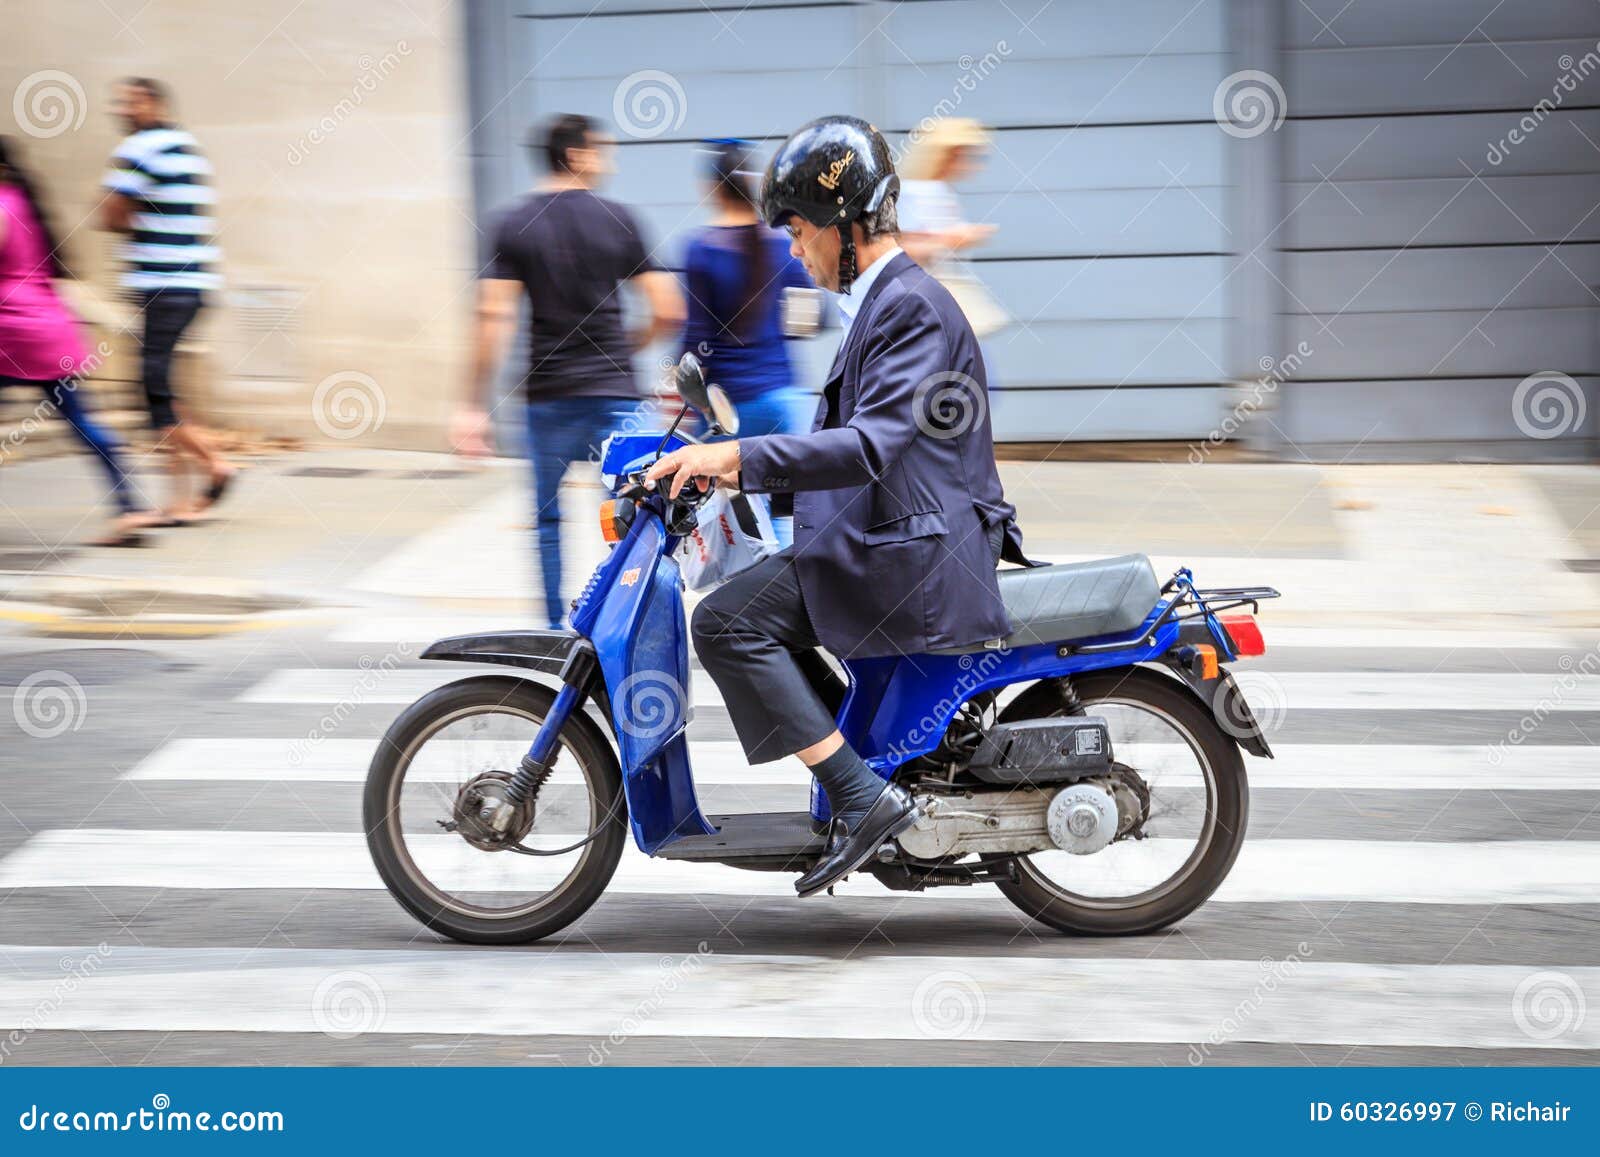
[645,115,1029,897]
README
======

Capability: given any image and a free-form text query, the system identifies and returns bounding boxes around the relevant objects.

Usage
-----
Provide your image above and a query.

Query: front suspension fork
[490,647,597,832]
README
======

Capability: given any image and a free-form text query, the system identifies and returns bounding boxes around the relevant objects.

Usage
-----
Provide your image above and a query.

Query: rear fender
[1165,663,1274,759]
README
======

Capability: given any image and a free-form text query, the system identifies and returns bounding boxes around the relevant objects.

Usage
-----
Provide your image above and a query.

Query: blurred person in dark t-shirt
[456,113,683,628]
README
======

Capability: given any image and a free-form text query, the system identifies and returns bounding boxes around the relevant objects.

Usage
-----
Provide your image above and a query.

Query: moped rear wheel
[984,666,1248,936]
[364,675,627,945]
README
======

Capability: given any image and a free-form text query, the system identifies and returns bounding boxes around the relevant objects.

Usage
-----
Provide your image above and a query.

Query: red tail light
[1218,613,1266,657]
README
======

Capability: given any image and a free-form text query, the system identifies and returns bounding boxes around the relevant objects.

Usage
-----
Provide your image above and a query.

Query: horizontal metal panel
[1284,246,1600,313]
[1286,110,1600,180]
[634,187,1228,263]
[530,72,870,140]
[885,55,1227,127]
[522,7,866,78]
[1287,40,1600,116]
[1283,174,1600,248]
[1279,377,1597,446]
[981,257,1230,321]
[518,0,849,13]
[605,125,1228,210]
[960,188,1229,256]
[947,125,1229,190]
[1286,309,1599,377]
[983,319,1228,386]
[990,385,1226,441]
[1287,0,1600,48]
[882,0,1226,59]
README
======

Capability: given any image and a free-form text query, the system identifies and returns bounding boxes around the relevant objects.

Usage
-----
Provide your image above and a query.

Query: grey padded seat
[937,553,1160,653]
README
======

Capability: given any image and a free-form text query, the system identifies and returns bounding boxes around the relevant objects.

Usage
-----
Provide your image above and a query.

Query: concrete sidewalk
[1,447,1598,636]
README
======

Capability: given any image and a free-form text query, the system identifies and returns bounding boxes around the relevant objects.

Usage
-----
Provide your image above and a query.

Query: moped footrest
[655,811,826,863]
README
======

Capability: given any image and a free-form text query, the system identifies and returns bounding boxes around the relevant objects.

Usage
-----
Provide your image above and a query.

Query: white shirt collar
[836,245,902,329]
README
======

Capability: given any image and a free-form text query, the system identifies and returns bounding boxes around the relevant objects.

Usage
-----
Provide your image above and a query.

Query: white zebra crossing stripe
[3,830,1598,904]
[234,670,1600,713]
[122,738,1600,790]
[238,669,727,710]
[330,616,1582,652]
[0,944,1593,1049]
[123,738,811,784]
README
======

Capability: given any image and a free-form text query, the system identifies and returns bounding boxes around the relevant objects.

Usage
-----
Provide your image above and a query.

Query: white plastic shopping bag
[677,488,779,591]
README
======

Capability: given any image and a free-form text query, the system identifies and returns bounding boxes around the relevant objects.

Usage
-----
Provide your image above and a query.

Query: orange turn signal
[599,500,624,544]
[1193,644,1219,680]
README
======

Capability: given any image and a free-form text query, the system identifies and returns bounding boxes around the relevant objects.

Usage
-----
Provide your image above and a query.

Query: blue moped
[365,356,1279,944]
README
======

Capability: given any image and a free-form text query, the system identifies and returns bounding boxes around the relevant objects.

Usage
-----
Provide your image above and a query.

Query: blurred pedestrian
[897,119,1008,336]
[101,77,236,524]
[456,113,684,628]
[0,136,159,546]
[681,139,816,545]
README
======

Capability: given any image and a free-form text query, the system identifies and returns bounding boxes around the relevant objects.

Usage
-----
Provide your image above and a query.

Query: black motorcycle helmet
[760,115,898,293]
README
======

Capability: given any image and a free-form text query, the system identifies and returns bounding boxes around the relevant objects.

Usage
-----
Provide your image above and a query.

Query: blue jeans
[3,378,143,515]
[527,395,638,628]
[714,388,808,548]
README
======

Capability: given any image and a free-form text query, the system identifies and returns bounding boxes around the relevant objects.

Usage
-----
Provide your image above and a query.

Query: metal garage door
[465,0,1238,443]
[1273,0,1600,459]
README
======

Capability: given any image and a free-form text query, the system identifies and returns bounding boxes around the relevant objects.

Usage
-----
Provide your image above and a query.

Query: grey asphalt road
[2,451,1598,1066]
[1,620,1597,1067]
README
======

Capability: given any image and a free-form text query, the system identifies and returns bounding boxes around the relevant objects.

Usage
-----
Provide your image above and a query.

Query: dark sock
[808,743,887,823]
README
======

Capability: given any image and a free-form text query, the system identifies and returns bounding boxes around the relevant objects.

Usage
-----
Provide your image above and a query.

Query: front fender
[420,631,607,714]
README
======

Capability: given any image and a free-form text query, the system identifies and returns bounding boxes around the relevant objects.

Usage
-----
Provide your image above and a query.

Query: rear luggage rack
[1154,568,1280,659]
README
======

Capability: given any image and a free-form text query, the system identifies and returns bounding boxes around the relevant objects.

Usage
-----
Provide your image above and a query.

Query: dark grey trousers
[690,549,839,764]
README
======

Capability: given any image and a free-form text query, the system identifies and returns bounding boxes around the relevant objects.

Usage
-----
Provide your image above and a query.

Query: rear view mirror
[674,353,740,436]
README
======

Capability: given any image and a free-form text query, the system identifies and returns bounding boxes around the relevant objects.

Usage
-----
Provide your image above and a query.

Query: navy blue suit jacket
[738,252,1025,658]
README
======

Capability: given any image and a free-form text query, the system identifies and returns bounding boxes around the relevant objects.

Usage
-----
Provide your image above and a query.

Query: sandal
[202,469,238,510]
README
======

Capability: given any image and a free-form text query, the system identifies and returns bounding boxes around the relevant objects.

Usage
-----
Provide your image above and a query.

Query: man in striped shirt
[101,77,235,521]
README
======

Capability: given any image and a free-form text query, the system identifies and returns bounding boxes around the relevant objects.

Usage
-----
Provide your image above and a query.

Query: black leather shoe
[795,784,918,898]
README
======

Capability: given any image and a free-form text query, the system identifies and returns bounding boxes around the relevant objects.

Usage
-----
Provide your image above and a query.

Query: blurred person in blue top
[679,140,815,543]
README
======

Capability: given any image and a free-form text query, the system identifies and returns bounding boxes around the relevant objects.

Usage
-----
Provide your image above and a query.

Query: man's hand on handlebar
[644,441,741,499]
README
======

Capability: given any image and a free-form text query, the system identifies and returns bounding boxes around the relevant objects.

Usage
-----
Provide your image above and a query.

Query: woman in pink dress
[1,136,156,545]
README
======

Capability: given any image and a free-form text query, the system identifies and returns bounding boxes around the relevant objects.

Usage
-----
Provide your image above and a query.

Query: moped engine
[897,769,1149,861]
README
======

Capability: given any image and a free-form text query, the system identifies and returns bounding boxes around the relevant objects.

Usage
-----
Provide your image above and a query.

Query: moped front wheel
[364,675,627,945]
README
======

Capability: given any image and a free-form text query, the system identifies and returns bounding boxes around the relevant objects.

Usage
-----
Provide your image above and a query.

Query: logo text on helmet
[817,150,854,191]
